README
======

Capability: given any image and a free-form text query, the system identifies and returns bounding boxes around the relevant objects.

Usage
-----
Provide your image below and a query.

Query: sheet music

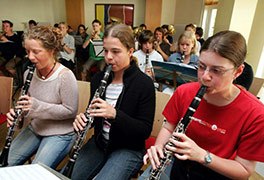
[91,40,104,57]
[0,164,60,180]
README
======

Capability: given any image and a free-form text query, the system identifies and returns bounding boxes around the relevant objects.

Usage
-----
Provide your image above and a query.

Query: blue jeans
[8,125,75,169]
[138,159,173,180]
[71,136,144,180]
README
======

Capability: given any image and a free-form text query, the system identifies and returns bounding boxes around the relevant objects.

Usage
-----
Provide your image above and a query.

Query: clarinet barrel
[0,64,35,167]
[62,65,112,177]
[148,85,207,180]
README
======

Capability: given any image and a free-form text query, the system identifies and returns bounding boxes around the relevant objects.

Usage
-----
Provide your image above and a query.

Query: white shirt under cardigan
[24,64,78,136]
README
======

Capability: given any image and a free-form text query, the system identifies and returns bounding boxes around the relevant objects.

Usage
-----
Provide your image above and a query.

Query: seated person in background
[71,24,155,180]
[185,23,201,54]
[58,22,75,71]
[133,30,163,79]
[168,31,199,67]
[139,23,147,30]
[195,27,205,46]
[161,24,174,45]
[0,20,24,76]
[143,30,264,180]
[6,26,78,169]
[233,61,254,90]
[154,27,171,61]
[28,19,37,30]
[81,19,104,81]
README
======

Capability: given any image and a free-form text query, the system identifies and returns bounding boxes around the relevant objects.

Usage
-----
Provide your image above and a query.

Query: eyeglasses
[197,62,235,76]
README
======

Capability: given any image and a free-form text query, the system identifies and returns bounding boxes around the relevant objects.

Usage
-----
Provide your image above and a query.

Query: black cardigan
[90,61,156,152]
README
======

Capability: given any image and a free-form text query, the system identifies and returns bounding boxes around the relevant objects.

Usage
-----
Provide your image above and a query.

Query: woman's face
[103,36,133,73]
[24,39,54,70]
[198,51,243,95]
[179,38,194,55]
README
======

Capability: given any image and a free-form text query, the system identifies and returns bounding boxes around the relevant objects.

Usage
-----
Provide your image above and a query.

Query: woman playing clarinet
[5,26,78,169]
[71,24,156,180]
[142,30,264,180]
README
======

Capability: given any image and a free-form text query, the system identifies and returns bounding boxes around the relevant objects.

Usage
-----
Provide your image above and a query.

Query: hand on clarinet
[73,97,116,132]
[16,95,32,112]
[166,132,207,164]
[143,144,164,170]
[88,97,116,119]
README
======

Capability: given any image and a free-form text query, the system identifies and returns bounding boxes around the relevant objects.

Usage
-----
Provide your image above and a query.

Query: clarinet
[180,51,185,63]
[0,64,35,167]
[148,85,207,180]
[145,50,154,80]
[62,65,112,178]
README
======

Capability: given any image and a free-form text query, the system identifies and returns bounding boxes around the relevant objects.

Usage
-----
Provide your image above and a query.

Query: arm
[143,121,175,169]
[167,132,256,180]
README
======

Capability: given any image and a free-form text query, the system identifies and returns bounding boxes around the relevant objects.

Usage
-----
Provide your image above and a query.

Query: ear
[128,48,134,57]
[234,64,245,80]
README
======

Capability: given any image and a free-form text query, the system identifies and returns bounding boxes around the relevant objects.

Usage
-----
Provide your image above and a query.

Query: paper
[0,164,61,180]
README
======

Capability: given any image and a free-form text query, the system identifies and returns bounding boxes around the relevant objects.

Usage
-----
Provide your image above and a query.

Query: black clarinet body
[148,85,207,180]
[0,64,35,167]
[62,65,112,178]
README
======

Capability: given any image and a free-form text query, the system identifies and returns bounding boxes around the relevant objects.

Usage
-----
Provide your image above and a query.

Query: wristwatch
[204,151,212,165]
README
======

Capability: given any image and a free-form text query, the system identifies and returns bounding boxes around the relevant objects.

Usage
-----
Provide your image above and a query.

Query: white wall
[0,0,66,31]
[83,0,145,34]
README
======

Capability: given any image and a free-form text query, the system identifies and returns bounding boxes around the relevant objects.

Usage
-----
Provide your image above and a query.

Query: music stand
[152,61,198,88]
[91,40,104,58]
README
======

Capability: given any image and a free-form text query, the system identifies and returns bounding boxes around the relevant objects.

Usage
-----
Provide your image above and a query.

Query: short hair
[28,20,37,26]
[92,19,102,25]
[138,30,155,45]
[154,27,165,37]
[195,27,204,37]
[2,20,13,27]
[139,23,147,29]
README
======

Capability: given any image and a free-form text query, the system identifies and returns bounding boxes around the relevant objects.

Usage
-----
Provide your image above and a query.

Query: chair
[0,76,13,150]
[248,77,264,97]
[145,91,171,149]
[0,76,13,115]
[56,80,92,171]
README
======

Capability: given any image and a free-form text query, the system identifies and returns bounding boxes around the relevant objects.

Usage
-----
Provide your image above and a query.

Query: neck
[204,85,240,106]
[38,61,57,80]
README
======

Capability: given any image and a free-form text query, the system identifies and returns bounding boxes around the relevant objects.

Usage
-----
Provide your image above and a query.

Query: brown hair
[104,24,137,62]
[23,26,63,60]
[200,30,247,68]
[104,24,135,50]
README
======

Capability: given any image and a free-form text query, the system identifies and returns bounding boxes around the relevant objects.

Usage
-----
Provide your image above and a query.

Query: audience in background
[81,19,104,81]
[154,27,171,61]
[28,19,37,30]
[133,29,163,79]
[195,27,205,46]
[161,24,174,45]
[233,61,254,90]
[168,31,199,66]
[58,22,75,71]
[0,20,24,76]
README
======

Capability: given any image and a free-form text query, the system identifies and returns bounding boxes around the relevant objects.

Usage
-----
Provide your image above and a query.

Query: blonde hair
[177,31,197,54]
[23,26,63,60]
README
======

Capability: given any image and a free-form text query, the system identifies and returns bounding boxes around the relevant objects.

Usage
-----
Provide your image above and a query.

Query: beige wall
[0,0,66,31]
[83,0,145,34]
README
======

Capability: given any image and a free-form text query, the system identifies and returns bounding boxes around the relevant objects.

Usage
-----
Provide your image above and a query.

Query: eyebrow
[199,60,226,69]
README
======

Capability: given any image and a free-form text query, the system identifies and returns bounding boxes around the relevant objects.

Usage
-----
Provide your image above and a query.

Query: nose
[105,51,113,61]
[27,51,34,60]
[200,69,212,81]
